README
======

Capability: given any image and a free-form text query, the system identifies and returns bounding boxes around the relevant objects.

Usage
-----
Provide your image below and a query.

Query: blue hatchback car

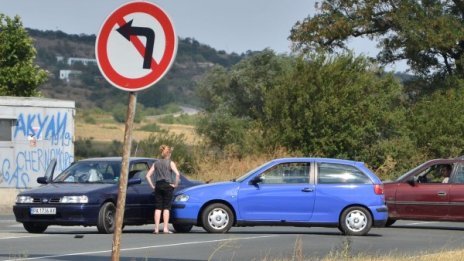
[172,158,387,236]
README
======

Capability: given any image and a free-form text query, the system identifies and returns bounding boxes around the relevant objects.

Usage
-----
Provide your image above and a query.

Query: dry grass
[262,236,464,261]
[75,118,198,144]
[318,250,464,261]
[193,149,293,182]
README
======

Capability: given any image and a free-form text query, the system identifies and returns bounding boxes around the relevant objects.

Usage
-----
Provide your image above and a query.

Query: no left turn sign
[96,1,177,91]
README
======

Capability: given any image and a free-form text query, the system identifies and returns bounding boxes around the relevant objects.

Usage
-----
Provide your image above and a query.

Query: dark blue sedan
[13,157,201,233]
[172,158,388,236]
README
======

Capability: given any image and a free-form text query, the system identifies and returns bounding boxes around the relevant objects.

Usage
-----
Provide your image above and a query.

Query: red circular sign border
[96,1,177,91]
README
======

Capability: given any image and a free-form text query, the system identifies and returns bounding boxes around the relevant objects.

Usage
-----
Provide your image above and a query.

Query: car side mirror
[407,177,416,186]
[37,177,48,184]
[249,176,262,186]
[128,178,142,185]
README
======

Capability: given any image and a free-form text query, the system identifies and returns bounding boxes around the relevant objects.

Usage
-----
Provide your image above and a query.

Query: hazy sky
[0,0,405,71]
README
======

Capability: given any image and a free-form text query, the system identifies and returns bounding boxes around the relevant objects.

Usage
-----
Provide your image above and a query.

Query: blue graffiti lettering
[1,159,11,182]
[45,114,56,138]
[27,114,36,136]
[14,114,27,138]
[6,111,73,188]
[14,112,69,142]
[57,112,67,138]
[2,148,74,188]
[36,114,49,138]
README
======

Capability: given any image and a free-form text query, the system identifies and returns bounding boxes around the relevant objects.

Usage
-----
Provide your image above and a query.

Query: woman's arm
[170,161,180,187]
[146,164,156,190]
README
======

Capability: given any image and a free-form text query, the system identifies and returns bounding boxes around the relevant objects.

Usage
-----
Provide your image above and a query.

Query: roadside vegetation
[204,236,464,261]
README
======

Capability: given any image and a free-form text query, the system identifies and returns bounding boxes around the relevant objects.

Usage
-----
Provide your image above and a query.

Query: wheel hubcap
[345,210,367,232]
[107,209,114,227]
[208,208,229,230]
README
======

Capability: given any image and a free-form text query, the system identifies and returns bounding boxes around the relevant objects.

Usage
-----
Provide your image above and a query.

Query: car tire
[97,202,116,234]
[201,203,234,233]
[172,224,193,233]
[23,222,48,233]
[385,218,396,227]
[339,206,372,236]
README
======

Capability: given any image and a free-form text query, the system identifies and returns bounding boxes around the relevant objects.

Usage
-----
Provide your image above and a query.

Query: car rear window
[317,163,372,184]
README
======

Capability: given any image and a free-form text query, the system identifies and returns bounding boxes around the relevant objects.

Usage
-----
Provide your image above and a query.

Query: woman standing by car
[146,145,180,234]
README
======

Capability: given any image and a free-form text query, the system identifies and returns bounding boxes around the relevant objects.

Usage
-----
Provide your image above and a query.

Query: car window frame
[257,162,311,185]
[316,162,373,185]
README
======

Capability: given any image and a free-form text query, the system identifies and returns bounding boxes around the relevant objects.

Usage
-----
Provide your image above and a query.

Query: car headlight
[60,195,88,203]
[174,194,189,202]
[16,196,34,204]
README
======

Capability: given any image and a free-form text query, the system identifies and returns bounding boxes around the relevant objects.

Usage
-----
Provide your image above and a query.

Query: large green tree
[198,49,292,119]
[290,1,464,77]
[410,79,464,158]
[196,50,292,152]
[261,53,411,169]
[0,14,47,96]
[197,50,413,172]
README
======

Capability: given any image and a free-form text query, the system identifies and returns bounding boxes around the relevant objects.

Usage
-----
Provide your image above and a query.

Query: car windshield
[53,161,121,184]
[395,161,430,181]
[235,162,271,182]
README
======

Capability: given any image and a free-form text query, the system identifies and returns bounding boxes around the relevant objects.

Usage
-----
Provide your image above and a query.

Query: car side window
[101,163,117,181]
[259,163,310,184]
[318,163,372,184]
[414,164,452,184]
[129,162,149,179]
[451,164,464,184]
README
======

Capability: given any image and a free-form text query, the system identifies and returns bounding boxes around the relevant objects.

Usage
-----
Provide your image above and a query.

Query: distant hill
[28,29,247,109]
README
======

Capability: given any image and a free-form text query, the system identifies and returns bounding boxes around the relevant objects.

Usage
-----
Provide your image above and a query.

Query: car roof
[269,157,364,166]
[422,158,464,165]
[77,157,154,162]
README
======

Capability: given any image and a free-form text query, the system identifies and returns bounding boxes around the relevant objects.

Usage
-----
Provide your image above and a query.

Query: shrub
[137,132,198,174]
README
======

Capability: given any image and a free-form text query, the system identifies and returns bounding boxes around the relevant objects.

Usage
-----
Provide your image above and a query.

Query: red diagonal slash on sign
[116,18,159,69]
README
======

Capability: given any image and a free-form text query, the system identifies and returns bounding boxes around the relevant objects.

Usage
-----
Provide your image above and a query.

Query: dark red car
[384,157,464,226]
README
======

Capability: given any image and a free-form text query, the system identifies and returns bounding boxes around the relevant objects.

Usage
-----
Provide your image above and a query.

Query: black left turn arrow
[117,19,155,69]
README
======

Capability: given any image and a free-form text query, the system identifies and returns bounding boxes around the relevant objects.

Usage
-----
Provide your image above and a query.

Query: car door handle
[302,188,314,192]
[437,191,447,196]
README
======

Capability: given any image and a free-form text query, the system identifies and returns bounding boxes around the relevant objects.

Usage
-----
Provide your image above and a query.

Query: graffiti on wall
[0,111,74,188]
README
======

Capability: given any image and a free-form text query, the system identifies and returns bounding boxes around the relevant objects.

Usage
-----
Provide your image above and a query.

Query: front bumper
[171,202,202,225]
[13,203,101,226]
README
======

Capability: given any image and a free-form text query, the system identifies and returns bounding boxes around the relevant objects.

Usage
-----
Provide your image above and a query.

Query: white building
[67,57,97,66]
[59,69,82,82]
[0,97,75,189]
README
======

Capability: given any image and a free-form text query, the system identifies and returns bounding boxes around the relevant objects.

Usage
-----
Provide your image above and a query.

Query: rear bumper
[370,205,388,227]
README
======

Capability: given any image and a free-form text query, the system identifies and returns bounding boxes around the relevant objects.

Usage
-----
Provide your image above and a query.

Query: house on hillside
[59,70,82,82]
[0,97,75,189]
[67,57,97,66]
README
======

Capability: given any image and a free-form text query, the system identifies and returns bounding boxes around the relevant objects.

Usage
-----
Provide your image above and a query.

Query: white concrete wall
[0,97,75,189]
[0,189,18,214]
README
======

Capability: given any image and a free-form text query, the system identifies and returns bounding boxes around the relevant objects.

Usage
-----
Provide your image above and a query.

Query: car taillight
[374,184,384,195]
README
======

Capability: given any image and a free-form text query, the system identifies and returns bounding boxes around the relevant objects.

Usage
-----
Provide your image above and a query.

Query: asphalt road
[1,215,464,261]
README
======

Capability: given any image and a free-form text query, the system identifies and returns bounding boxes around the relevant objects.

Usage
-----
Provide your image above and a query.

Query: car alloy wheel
[340,206,372,236]
[201,203,234,233]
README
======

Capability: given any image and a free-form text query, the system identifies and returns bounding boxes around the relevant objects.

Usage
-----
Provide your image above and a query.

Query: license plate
[30,207,56,215]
